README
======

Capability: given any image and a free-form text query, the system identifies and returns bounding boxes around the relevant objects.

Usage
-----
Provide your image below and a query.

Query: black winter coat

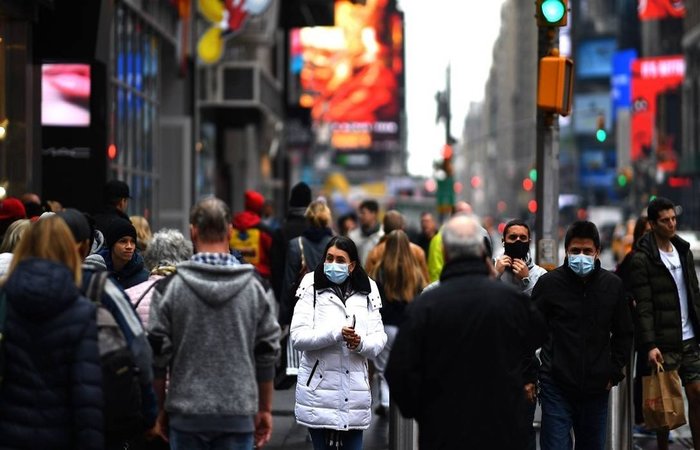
[279,227,333,325]
[386,258,542,450]
[630,232,700,353]
[533,260,633,396]
[270,208,308,300]
[0,258,103,449]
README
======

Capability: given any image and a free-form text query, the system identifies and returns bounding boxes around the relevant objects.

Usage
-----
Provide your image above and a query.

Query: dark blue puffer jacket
[0,258,103,449]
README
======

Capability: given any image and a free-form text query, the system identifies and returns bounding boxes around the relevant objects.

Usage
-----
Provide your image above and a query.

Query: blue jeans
[308,428,363,450]
[169,428,254,450]
[539,379,609,450]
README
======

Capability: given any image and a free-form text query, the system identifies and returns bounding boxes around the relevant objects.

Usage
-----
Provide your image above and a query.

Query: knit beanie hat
[289,182,312,208]
[104,217,137,250]
[244,190,265,214]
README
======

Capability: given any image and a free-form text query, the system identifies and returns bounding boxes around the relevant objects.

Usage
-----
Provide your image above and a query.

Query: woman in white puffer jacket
[291,236,387,450]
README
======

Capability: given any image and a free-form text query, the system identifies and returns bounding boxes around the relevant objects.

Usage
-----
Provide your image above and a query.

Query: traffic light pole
[535,27,560,270]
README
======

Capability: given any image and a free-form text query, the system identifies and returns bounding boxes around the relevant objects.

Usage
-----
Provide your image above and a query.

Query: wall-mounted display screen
[42,63,91,126]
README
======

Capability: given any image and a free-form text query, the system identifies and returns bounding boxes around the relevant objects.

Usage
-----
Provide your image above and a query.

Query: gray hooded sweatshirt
[148,260,281,433]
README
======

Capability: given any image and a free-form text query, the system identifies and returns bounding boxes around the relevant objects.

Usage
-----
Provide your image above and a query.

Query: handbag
[642,362,686,430]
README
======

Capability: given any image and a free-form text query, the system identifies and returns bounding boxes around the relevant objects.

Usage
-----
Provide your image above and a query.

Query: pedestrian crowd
[0,180,697,450]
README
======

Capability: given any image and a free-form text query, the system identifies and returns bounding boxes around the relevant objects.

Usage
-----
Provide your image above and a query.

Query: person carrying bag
[643,362,686,431]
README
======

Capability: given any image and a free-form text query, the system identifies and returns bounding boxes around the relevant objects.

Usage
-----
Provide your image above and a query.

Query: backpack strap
[133,281,157,310]
[86,271,110,304]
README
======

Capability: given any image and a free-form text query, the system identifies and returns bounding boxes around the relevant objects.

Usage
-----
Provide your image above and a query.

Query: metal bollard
[389,400,418,450]
[605,348,634,450]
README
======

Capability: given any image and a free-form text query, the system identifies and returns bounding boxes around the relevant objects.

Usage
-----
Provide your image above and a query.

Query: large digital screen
[630,55,684,161]
[638,0,685,21]
[42,63,91,127]
[577,38,617,79]
[289,0,404,151]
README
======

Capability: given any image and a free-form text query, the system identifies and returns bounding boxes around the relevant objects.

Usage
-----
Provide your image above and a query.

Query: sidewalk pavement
[267,388,389,450]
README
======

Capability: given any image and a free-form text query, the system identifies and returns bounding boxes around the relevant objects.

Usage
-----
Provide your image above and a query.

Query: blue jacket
[98,248,149,290]
[0,258,103,449]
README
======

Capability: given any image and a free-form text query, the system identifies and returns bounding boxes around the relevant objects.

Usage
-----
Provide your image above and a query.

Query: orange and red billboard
[630,56,684,167]
[289,0,404,151]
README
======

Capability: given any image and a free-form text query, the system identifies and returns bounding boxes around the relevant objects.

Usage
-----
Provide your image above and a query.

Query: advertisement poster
[637,0,685,21]
[630,55,684,162]
[289,0,404,152]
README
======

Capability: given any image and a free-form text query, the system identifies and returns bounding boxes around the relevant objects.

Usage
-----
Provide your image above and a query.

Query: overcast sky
[398,0,508,177]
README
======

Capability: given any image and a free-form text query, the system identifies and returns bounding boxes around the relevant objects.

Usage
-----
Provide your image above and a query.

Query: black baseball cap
[104,180,131,202]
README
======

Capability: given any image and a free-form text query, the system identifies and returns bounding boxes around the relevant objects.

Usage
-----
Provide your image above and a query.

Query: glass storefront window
[109,3,160,222]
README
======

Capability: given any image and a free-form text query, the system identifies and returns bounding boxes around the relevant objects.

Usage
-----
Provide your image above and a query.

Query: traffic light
[537,49,574,116]
[536,0,568,27]
[595,115,607,142]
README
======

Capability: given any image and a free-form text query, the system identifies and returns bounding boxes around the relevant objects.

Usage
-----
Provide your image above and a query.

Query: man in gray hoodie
[148,197,281,449]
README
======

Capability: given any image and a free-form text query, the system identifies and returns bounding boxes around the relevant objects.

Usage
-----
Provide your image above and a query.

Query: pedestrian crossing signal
[537,50,574,116]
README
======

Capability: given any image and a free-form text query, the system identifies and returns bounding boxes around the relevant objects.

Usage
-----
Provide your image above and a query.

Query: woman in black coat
[0,216,103,449]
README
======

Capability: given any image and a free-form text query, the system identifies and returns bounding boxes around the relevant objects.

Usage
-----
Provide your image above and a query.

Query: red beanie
[244,190,265,214]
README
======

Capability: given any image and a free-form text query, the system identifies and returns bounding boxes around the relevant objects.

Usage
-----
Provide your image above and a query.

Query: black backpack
[85,271,145,441]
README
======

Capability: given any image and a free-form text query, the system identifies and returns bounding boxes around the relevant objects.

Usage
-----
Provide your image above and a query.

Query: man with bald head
[386,215,543,449]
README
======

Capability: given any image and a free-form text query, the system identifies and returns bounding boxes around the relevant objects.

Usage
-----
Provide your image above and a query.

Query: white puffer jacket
[291,268,387,431]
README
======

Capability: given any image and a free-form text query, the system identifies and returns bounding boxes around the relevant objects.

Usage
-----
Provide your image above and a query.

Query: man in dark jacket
[386,215,543,449]
[271,182,312,301]
[94,179,132,234]
[630,197,700,447]
[534,220,633,450]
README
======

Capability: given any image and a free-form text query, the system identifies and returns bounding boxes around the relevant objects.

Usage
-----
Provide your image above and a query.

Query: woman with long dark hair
[291,236,387,450]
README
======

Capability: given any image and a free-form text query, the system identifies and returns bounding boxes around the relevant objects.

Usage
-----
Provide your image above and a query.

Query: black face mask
[504,240,530,260]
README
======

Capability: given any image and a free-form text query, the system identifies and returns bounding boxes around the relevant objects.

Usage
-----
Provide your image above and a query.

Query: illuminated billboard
[638,0,685,21]
[42,63,91,127]
[289,0,404,151]
[630,56,684,162]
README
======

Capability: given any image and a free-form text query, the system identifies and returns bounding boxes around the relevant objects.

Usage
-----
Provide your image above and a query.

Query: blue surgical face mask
[568,254,595,277]
[324,262,350,284]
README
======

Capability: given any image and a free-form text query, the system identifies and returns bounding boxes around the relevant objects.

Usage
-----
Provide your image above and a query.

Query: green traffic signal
[529,169,538,182]
[541,0,566,23]
[617,174,628,187]
[537,0,567,27]
[596,129,607,142]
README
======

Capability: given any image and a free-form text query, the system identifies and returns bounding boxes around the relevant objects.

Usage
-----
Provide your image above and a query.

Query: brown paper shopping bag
[642,363,686,431]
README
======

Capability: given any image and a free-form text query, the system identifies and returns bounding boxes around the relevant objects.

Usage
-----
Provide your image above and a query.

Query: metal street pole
[535,27,560,270]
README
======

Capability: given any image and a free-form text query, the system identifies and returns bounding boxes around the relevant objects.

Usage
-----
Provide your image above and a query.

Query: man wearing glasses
[533,221,633,449]
[631,197,700,449]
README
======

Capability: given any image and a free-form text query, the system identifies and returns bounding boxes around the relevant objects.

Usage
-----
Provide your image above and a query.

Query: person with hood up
[99,217,149,289]
[230,190,274,279]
